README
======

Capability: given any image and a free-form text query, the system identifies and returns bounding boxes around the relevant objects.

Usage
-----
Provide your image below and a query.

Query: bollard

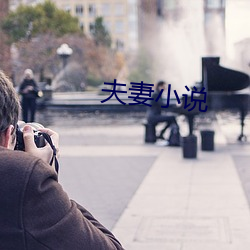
[182,135,197,159]
[200,130,215,151]
[144,123,156,143]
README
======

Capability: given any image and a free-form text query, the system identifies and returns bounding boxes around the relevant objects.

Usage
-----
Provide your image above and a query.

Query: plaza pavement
[112,117,250,250]
[43,111,250,250]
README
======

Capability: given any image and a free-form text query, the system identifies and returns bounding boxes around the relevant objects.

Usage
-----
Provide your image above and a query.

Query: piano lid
[201,57,250,92]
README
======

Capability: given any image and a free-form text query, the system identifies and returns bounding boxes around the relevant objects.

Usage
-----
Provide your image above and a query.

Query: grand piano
[180,56,250,141]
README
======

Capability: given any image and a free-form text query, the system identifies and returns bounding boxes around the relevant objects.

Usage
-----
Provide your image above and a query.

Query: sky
[226,0,250,58]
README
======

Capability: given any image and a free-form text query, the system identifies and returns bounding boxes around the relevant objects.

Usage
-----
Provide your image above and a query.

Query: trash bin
[182,135,197,159]
[200,130,215,151]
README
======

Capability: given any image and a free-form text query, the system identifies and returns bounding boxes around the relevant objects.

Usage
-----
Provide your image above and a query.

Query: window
[128,20,137,32]
[80,22,84,32]
[89,4,96,17]
[64,5,71,13]
[75,5,84,16]
[89,22,95,33]
[116,39,124,51]
[115,20,124,33]
[128,3,137,17]
[115,3,125,16]
[103,20,112,32]
[102,3,111,16]
[164,0,177,10]
[205,0,225,9]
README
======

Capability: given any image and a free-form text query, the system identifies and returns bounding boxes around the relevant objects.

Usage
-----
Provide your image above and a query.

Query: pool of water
[35,109,146,128]
[34,108,250,135]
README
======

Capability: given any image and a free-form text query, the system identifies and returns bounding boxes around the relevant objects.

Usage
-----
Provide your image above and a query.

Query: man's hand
[22,125,59,165]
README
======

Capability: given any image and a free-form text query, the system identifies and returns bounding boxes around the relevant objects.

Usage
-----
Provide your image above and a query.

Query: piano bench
[142,120,156,143]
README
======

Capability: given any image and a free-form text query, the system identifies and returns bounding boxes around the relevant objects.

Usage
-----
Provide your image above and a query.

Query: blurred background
[2,2,250,244]
[0,0,250,94]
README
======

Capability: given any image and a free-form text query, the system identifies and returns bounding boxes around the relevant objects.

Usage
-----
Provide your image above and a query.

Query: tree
[91,17,112,47]
[128,49,153,83]
[1,0,80,43]
[13,33,122,91]
[0,0,12,75]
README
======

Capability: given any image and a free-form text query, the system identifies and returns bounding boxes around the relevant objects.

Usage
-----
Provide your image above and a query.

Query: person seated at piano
[147,80,179,140]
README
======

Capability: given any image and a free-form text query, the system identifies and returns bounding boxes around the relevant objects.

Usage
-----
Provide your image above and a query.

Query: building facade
[9,0,139,51]
[137,0,157,42]
[51,0,138,51]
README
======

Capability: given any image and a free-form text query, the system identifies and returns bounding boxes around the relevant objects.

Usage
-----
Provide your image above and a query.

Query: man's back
[0,147,123,250]
[0,147,31,249]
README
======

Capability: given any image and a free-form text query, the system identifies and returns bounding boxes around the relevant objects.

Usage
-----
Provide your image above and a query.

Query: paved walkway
[111,122,250,249]
[44,110,250,250]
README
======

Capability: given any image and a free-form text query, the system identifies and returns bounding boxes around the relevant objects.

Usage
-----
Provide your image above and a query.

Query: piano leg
[186,114,195,135]
[238,109,247,142]
[184,104,247,140]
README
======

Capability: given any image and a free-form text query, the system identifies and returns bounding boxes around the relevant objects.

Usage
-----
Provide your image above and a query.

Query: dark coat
[147,90,163,118]
[19,79,38,99]
[0,147,124,250]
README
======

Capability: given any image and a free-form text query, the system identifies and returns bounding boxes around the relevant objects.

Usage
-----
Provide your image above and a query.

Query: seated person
[0,71,124,249]
[147,80,179,140]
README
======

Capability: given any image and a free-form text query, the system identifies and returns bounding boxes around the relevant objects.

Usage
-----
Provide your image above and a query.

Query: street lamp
[56,43,73,68]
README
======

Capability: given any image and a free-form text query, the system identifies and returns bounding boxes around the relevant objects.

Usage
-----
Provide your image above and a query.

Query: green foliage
[128,50,153,83]
[86,74,104,87]
[1,0,80,42]
[92,17,111,47]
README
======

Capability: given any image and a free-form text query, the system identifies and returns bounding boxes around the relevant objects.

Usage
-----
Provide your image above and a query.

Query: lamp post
[56,43,73,68]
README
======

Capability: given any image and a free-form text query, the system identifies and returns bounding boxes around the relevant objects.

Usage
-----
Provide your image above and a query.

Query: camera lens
[14,121,46,151]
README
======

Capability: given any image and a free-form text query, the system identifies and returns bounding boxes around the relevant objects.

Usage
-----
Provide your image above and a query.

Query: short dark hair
[156,80,166,90]
[0,71,20,143]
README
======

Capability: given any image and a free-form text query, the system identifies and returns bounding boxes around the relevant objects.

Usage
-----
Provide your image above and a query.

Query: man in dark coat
[147,80,179,140]
[19,69,39,123]
[0,70,124,249]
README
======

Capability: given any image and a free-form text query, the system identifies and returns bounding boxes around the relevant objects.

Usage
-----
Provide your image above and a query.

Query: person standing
[19,69,39,122]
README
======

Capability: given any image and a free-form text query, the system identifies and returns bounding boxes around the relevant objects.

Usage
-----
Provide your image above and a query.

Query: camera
[14,122,46,151]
